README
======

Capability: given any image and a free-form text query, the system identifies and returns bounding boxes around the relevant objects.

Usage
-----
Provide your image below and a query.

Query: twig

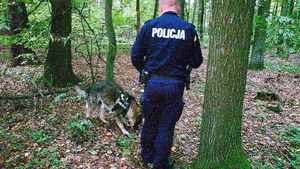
[0,88,70,100]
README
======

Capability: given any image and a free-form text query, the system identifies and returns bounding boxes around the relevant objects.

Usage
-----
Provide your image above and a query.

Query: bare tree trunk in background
[288,0,295,16]
[105,0,117,81]
[197,0,205,39]
[179,0,185,19]
[153,0,159,18]
[44,0,77,87]
[8,0,33,66]
[192,0,198,24]
[136,0,141,33]
[186,0,191,21]
[281,0,289,16]
[277,0,289,56]
[249,0,272,70]
[191,0,255,168]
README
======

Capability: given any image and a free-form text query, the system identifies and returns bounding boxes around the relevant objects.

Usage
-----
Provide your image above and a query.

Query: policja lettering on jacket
[152,28,186,40]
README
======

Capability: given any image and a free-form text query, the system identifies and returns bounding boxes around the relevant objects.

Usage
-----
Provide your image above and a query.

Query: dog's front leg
[115,118,130,136]
[99,103,108,124]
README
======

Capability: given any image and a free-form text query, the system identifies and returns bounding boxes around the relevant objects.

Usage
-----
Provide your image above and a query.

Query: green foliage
[16,147,62,169]
[281,126,300,169]
[116,134,135,157]
[265,60,300,74]
[266,16,300,57]
[67,114,94,144]
[28,129,50,145]
[116,134,135,148]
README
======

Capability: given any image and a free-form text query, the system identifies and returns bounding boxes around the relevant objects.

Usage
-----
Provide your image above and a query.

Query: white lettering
[151,28,186,40]
[170,29,176,38]
[152,28,158,37]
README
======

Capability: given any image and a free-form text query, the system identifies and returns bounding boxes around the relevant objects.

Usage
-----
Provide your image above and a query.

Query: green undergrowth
[265,59,300,74]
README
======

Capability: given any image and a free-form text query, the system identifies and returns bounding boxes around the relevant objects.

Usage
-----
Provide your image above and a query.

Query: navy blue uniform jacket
[131,11,203,82]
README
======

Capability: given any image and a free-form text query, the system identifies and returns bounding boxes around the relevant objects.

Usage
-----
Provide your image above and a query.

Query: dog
[75,80,142,136]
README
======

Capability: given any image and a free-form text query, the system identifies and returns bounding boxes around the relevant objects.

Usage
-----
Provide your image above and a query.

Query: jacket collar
[162,11,179,16]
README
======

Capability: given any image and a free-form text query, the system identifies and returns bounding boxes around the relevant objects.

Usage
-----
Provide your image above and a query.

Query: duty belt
[151,74,182,81]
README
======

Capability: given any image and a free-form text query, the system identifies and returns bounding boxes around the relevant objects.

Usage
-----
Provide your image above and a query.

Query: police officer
[131,0,203,168]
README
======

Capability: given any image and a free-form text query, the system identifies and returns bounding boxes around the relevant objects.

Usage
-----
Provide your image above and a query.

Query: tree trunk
[153,0,159,18]
[136,0,141,33]
[197,0,205,39]
[179,0,185,19]
[44,0,77,87]
[288,0,295,16]
[192,0,255,168]
[249,0,272,70]
[8,0,32,66]
[187,0,191,21]
[277,0,289,56]
[281,0,289,16]
[191,0,198,24]
[274,1,279,16]
[105,0,117,81]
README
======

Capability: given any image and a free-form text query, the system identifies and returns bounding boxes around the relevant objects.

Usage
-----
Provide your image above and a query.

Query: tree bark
[105,0,117,81]
[192,0,255,168]
[153,0,159,18]
[197,0,205,39]
[136,0,141,33]
[249,0,272,70]
[44,0,77,87]
[8,0,33,66]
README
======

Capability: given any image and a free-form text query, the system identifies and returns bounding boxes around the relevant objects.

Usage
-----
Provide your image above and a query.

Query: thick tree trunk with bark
[136,0,141,33]
[105,0,117,81]
[192,0,255,168]
[249,0,271,70]
[153,0,159,18]
[8,0,33,66]
[44,0,77,87]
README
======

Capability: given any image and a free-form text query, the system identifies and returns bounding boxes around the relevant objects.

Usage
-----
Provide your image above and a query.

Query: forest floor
[0,50,300,169]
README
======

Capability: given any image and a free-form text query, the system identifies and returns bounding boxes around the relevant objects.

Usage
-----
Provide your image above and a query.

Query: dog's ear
[74,85,87,99]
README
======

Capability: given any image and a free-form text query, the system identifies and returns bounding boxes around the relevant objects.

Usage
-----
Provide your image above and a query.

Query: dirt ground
[0,50,299,168]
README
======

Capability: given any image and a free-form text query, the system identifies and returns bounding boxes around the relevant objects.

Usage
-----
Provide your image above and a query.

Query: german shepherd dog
[75,80,142,135]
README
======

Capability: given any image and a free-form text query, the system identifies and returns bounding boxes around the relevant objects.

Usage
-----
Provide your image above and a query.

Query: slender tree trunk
[8,0,33,66]
[197,0,205,39]
[187,0,191,21]
[136,0,141,33]
[281,0,289,16]
[192,0,198,24]
[277,0,289,56]
[105,0,117,81]
[44,0,77,87]
[153,0,159,18]
[249,0,272,70]
[179,0,185,19]
[274,1,279,15]
[192,0,255,168]
[288,0,295,16]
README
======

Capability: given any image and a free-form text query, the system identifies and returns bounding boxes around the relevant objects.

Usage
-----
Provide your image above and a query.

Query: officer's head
[159,0,181,15]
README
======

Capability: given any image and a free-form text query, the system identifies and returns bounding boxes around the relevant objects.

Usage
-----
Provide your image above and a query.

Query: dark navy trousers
[141,78,185,169]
